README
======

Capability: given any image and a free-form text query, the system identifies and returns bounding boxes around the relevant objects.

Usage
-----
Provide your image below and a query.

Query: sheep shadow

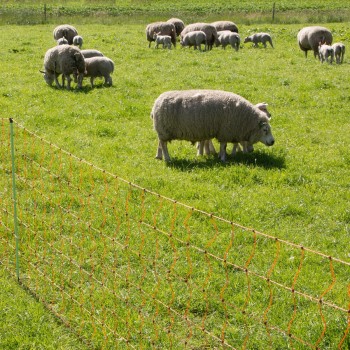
[167,150,286,171]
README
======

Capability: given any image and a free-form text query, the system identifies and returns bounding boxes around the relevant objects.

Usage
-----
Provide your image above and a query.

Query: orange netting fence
[0,118,349,349]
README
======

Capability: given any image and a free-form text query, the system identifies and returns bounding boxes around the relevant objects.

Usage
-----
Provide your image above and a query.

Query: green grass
[0,6,350,350]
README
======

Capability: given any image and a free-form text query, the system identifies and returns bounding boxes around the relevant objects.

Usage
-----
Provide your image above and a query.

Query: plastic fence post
[9,118,20,281]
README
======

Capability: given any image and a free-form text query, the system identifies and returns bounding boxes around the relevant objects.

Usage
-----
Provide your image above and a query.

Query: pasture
[0,3,350,349]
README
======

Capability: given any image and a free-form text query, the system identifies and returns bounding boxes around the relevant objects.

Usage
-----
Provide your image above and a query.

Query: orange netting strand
[337,284,350,349]
[263,238,281,346]
[288,246,305,348]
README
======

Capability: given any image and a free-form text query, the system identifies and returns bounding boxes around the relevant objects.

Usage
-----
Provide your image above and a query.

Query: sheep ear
[39,70,45,74]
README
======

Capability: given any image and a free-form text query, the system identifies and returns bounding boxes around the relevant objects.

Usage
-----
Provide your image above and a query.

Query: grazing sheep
[180,30,207,51]
[181,23,218,50]
[167,18,185,36]
[211,20,239,33]
[297,26,332,58]
[151,90,275,162]
[53,24,78,45]
[57,36,68,45]
[332,43,345,64]
[83,56,114,87]
[81,49,104,58]
[153,32,172,49]
[41,44,85,90]
[146,22,176,48]
[318,43,334,63]
[197,102,271,157]
[216,31,240,51]
[73,35,83,49]
[244,33,274,48]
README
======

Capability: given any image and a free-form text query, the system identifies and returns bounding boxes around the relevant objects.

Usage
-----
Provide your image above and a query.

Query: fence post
[272,2,276,22]
[9,118,20,281]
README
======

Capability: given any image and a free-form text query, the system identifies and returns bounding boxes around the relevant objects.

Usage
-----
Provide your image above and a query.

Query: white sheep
[197,102,271,157]
[318,43,334,63]
[216,31,240,51]
[151,90,275,162]
[41,44,85,90]
[297,26,332,58]
[73,35,83,49]
[83,56,114,87]
[57,36,68,45]
[53,24,78,45]
[153,32,172,49]
[145,22,176,48]
[244,33,274,48]
[332,43,345,64]
[180,30,207,51]
[211,20,239,33]
[81,49,104,58]
[181,23,218,50]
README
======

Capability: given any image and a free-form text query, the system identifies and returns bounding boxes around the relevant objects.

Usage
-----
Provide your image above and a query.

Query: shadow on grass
[167,150,286,171]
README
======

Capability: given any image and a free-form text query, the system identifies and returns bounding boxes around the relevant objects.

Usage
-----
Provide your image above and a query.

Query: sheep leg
[53,63,62,88]
[160,140,171,162]
[196,141,204,156]
[90,77,94,88]
[231,143,241,156]
[66,75,71,90]
[206,140,217,155]
[219,143,227,162]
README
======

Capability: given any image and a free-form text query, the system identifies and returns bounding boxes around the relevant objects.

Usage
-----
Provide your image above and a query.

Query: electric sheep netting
[0,118,349,349]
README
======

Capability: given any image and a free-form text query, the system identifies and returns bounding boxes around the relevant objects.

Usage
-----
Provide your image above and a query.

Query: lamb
[83,56,114,87]
[318,43,334,63]
[180,31,207,51]
[197,102,271,157]
[167,18,185,36]
[151,90,275,162]
[297,26,332,58]
[153,32,172,49]
[73,35,83,49]
[81,49,104,58]
[53,24,78,45]
[244,33,274,48]
[57,36,68,45]
[181,23,218,50]
[216,31,240,51]
[145,22,176,48]
[41,44,86,90]
[211,20,239,33]
[332,43,345,64]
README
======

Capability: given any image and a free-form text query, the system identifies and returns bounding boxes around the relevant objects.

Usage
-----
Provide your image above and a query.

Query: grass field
[0,2,350,349]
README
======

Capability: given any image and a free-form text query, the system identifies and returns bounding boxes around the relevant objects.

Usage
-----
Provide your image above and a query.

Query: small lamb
[217,31,240,51]
[83,56,114,87]
[73,35,83,49]
[197,102,271,157]
[332,43,345,64]
[180,30,207,51]
[153,32,172,49]
[318,43,334,63]
[81,49,104,58]
[244,33,274,48]
[57,36,68,45]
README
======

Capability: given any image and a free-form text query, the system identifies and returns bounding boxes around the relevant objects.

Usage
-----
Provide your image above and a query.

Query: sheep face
[43,72,54,86]
[255,121,275,146]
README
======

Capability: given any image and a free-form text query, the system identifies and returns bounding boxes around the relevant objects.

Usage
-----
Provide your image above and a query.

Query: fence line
[0,117,349,349]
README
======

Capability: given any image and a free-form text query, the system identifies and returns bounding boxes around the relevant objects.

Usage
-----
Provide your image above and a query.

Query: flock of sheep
[146,19,274,51]
[147,20,346,162]
[41,24,114,89]
[40,21,346,163]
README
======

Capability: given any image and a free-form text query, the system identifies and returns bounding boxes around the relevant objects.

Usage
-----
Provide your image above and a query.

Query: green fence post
[9,118,20,281]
